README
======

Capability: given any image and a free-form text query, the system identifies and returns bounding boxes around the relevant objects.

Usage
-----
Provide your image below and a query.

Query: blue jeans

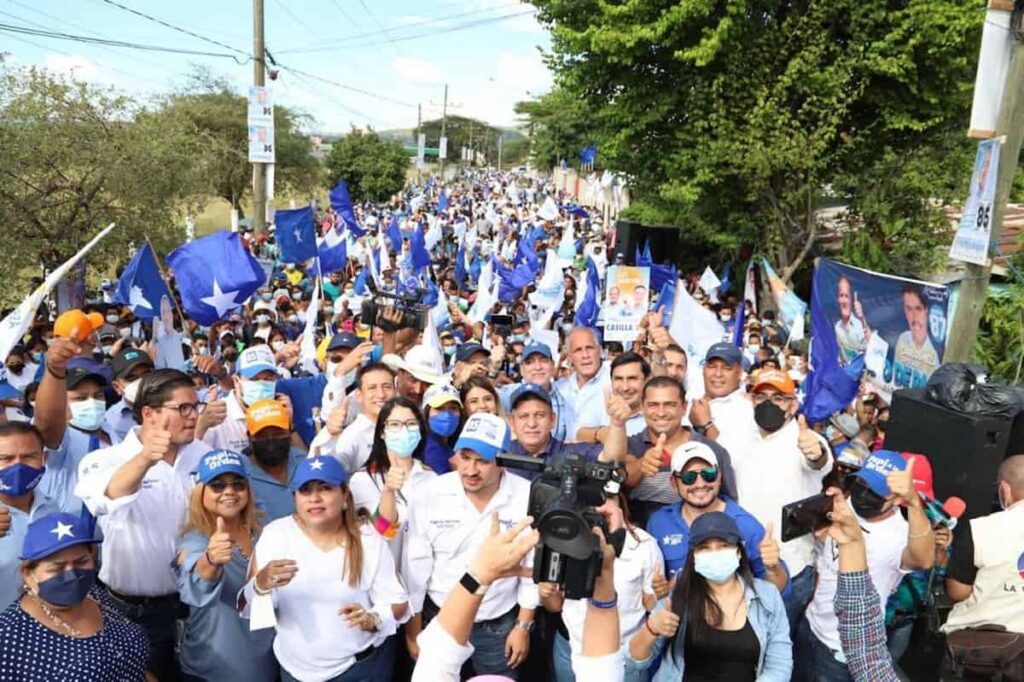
[793,616,853,682]
[784,565,818,638]
[280,636,393,682]
[887,620,914,666]
[468,608,519,679]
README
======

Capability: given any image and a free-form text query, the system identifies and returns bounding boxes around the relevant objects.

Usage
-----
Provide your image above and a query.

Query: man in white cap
[196,345,279,453]
[383,345,446,407]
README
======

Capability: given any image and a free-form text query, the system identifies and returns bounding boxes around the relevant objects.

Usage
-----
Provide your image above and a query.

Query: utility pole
[498,134,503,170]
[416,103,422,185]
[945,20,1024,361]
[252,0,267,236]
[439,83,448,180]
[468,118,474,168]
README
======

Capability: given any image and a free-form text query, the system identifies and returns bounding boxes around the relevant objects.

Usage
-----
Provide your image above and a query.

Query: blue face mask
[241,379,276,405]
[443,345,457,357]
[69,399,107,432]
[36,568,97,607]
[384,427,421,458]
[260,292,272,302]
[369,343,383,364]
[429,412,460,438]
[31,351,43,364]
[0,463,45,496]
[693,548,740,584]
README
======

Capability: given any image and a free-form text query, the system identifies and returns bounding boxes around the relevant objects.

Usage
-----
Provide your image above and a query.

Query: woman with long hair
[242,456,409,682]
[420,384,464,474]
[175,449,275,681]
[349,397,435,565]
[459,376,502,417]
[626,512,792,681]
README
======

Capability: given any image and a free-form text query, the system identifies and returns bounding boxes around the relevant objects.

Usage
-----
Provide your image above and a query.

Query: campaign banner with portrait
[247,86,275,163]
[603,265,650,342]
[813,259,950,394]
[949,138,1000,266]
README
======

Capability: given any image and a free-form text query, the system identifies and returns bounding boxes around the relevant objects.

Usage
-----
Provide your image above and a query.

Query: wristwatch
[459,571,489,596]
[693,420,714,436]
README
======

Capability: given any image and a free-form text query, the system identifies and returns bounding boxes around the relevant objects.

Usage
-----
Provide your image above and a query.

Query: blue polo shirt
[504,438,603,482]
[245,448,305,522]
[647,497,785,580]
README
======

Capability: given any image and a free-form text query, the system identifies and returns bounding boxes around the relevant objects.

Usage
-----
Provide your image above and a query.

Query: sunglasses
[207,477,248,493]
[675,467,718,485]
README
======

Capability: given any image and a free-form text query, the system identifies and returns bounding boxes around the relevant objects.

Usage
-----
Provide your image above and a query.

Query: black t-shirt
[683,618,760,682]
[946,518,977,585]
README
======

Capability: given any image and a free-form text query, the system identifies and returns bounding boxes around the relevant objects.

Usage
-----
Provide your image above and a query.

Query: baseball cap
[66,366,107,390]
[96,324,118,342]
[20,512,101,561]
[455,342,490,363]
[237,345,278,379]
[751,369,796,396]
[689,511,741,547]
[454,413,510,461]
[705,342,742,366]
[670,440,719,473]
[327,332,360,352]
[835,441,870,469]
[246,399,291,434]
[111,348,154,379]
[196,449,248,484]
[291,456,347,491]
[853,449,907,498]
[510,383,553,409]
[382,345,445,385]
[521,343,552,362]
[423,383,462,410]
[829,412,860,439]
[218,328,236,340]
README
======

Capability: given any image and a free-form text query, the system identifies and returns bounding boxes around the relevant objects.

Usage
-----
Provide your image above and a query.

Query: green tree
[420,115,502,165]
[975,282,1024,385]
[529,0,982,280]
[324,128,409,202]
[514,86,595,170]
[0,63,208,303]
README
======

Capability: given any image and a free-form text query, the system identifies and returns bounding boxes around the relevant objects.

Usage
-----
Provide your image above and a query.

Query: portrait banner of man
[604,265,650,342]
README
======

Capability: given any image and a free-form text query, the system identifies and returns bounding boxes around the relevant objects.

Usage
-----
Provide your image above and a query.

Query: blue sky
[0,0,553,132]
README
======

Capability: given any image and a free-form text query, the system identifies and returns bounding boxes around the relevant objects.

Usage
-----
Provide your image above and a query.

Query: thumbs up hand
[886,455,922,508]
[796,415,824,461]
[853,291,865,321]
[605,387,633,428]
[641,432,669,478]
[206,516,234,566]
[758,522,781,570]
[651,563,671,599]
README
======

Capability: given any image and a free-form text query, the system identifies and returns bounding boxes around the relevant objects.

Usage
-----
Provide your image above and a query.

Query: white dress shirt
[201,392,250,454]
[75,427,211,596]
[331,413,376,474]
[556,364,610,427]
[707,388,760,463]
[349,461,436,567]
[404,471,538,619]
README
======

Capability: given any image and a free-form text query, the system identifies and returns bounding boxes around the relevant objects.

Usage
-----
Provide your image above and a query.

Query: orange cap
[751,369,796,396]
[53,309,94,341]
[86,311,104,331]
[245,399,291,435]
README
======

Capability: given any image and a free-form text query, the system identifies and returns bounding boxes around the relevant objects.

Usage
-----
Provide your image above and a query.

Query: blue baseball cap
[454,413,510,461]
[456,342,490,363]
[510,382,553,409]
[196,449,248,485]
[291,456,347,491]
[853,449,905,498]
[705,342,743,366]
[21,512,101,561]
[689,511,741,547]
[327,332,360,351]
[521,343,552,362]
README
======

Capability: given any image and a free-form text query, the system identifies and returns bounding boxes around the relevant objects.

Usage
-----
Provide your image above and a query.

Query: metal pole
[498,134,503,170]
[439,83,448,180]
[416,103,422,185]
[252,0,267,236]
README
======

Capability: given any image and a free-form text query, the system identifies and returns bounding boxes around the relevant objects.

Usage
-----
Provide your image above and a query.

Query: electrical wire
[355,0,400,54]
[97,0,250,58]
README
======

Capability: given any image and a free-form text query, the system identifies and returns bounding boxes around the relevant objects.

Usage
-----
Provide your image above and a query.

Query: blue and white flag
[113,242,171,320]
[761,258,808,342]
[329,179,366,237]
[574,257,602,328]
[308,226,348,277]
[166,231,266,326]
[437,189,449,213]
[386,216,403,253]
[668,280,725,397]
[275,206,317,263]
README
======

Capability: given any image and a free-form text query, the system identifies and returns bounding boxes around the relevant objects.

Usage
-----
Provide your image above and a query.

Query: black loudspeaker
[613,221,680,266]
[885,388,1011,520]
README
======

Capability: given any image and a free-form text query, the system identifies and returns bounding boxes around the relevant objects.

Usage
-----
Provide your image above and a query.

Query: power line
[97,0,250,58]
[355,0,400,54]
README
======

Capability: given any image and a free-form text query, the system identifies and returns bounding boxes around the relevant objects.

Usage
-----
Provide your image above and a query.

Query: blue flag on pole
[410,225,432,272]
[636,240,652,267]
[455,244,467,287]
[574,257,602,328]
[353,267,369,295]
[274,206,317,263]
[650,263,676,296]
[386,217,403,253]
[654,280,676,327]
[112,243,171,320]
[166,231,266,326]
[719,263,733,295]
[437,189,449,213]
[731,297,746,348]
[579,145,597,166]
[307,227,348,277]
[329,180,366,237]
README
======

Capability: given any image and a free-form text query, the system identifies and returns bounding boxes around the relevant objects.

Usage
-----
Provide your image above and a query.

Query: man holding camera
[404,412,538,679]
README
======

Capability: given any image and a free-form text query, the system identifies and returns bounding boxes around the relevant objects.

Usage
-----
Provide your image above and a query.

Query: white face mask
[123,378,142,405]
[69,398,106,432]
[271,340,286,352]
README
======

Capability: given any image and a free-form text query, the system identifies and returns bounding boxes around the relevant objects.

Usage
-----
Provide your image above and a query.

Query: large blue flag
[307,227,348,277]
[492,256,535,303]
[275,206,317,263]
[112,243,171,320]
[409,225,432,272]
[386,217,403,253]
[579,144,597,166]
[515,232,540,272]
[329,180,366,237]
[454,244,467,288]
[166,231,266,326]
[437,189,449,213]
[650,263,676,296]
[802,261,864,422]
[574,257,602,328]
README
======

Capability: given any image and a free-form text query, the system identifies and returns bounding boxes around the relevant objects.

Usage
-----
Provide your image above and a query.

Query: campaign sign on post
[247,86,275,163]
[603,265,650,342]
[950,138,1000,266]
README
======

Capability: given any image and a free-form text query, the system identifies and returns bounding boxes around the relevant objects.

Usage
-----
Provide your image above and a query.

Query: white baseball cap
[237,345,278,379]
[670,441,719,473]
[454,413,510,461]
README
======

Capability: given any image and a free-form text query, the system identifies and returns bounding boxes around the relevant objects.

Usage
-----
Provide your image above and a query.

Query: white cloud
[44,55,100,81]
[453,51,553,127]
[392,56,443,85]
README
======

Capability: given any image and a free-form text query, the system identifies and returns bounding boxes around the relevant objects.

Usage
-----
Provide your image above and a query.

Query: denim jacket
[624,577,792,681]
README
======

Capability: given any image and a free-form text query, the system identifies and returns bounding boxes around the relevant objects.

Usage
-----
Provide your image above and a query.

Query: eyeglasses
[751,393,795,408]
[162,402,206,418]
[206,477,248,493]
[675,467,718,485]
[384,420,419,432]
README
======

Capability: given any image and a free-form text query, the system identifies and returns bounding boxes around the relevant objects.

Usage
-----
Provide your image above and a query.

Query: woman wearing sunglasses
[241,456,409,682]
[175,449,276,682]
[627,512,793,681]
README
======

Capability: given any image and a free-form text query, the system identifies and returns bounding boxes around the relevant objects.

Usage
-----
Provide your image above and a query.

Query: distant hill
[315,126,526,146]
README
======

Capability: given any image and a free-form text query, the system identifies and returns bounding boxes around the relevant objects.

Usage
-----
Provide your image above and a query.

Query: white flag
[668,280,724,398]
[299,277,322,375]
[0,222,116,362]
[698,266,721,296]
[538,196,559,222]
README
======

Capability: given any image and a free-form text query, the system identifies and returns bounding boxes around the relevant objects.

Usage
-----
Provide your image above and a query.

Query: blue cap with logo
[853,449,905,498]
[521,343,552,362]
[454,413,510,461]
[291,456,347,491]
[455,342,490,363]
[237,345,278,379]
[510,382,553,409]
[704,342,743,366]
[21,512,101,561]
[196,449,249,485]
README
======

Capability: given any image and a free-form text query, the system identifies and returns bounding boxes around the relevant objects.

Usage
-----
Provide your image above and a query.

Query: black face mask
[849,484,887,519]
[251,437,291,468]
[7,363,23,374]
[754,400,788,433]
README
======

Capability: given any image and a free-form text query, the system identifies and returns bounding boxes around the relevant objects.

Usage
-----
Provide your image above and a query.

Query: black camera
[359,277,429,332]
[496,452,627,599]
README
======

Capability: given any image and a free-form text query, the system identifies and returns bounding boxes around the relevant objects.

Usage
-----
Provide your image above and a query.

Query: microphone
[921,494,966,530]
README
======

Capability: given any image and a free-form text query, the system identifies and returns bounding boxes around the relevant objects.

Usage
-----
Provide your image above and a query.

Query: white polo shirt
[75,427,211,596]
[331,413,376,474]
[349,461,436,568]
[707,388,760,462]
[201,392,250,454]
[556,364,610,426]
[404,470,538,619]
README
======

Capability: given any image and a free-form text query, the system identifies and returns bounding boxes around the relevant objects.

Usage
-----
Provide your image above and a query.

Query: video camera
[359,277,429,332]
[496,452,627,599]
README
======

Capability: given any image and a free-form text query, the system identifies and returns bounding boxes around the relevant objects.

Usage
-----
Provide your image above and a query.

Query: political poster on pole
[602,265,650,342]
[949,138,1001,266]
[247,86,275,163]
[439,136,448,160]
[417,133,426,167]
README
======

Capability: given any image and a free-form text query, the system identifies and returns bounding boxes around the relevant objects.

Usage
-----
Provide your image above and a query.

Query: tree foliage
[528,0,983,279]
[975,282,1024,385]
[324,128,409,202]
[514,86,595,170]
[419,115,504,165]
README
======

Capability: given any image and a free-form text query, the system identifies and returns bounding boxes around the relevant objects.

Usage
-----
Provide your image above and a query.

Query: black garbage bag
[925,363,1023,419]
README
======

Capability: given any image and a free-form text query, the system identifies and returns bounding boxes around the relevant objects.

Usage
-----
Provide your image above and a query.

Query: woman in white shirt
[348,397,436,567]
[539,494,663,682]
[242,456,409,682]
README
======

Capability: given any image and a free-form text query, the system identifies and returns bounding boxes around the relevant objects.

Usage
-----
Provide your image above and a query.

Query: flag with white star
[274,205,317,263]
[166,231,266,325]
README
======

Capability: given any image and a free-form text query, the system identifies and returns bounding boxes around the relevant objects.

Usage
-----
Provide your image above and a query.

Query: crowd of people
[0,169,1022,682]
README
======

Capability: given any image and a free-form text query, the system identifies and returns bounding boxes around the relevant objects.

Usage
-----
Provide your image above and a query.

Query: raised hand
[758,522,781,570]
[641,433,668,478]
[797,415,824,461]
[206,516,234,566]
